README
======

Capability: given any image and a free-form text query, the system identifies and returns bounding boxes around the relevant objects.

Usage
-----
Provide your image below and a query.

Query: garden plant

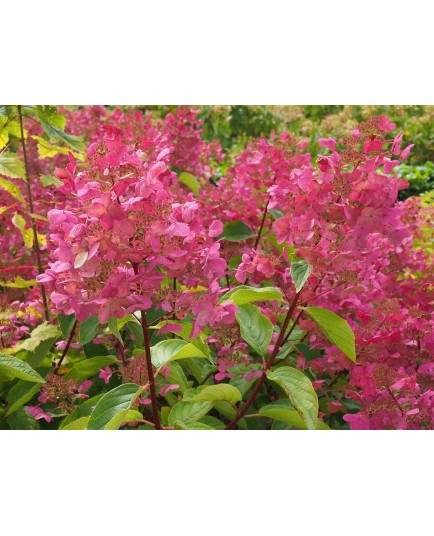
[0,105,433,430]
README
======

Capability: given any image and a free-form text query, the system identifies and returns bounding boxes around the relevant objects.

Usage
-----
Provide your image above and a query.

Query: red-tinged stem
[54,319,77,373]
[300,281,344,305]
[245,197,270,286]
[198,368,217,386]
[254,197,270,249]
[388,387,405,415]
[327,370,345,391]
[136,420,174,430]
[17,105,49,321]
[280,309,304,347]
[132,262,161,430]
[225,291,301,430]
[117,340,127,366]
[140,309,162,430]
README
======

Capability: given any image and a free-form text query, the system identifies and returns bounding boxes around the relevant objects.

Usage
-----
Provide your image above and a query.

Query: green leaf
[165,361,189,391]
[17,322,61,353]
[212,401,248,429]
[168,400,213,427]
[86,383,142,430]
[0,131,8,151]
[305,306,356,362]
[153,320,210,358]
[236,304,273,357]
[108,317,123,344]
[0,177,25,203]
[83,341,110,358]
[230,374,260,397]
[174,420,215,430]
[5,381,41,416]
[0,153,25,180]
[16,322,61,367]
[65,355,118,382]
[290,260,313,293]
[186,384,242,404]
[117,314,141,329]
[39,174,63,188]
[151,339,208,369]
[120,409,143,424]
[105,409,142,430]
[7,407,39,430]
[220,220,254,241]
[178,172,199,196]
[219,285,282,305]
[58,313,76,338]
[0,276,36,289]
[151,339,187,368]
[62,416,90,430]
[266,367,318,430]
[295,342,322,361]
[59,394,104,429]
[1,118,21,139]
[33,135,74,159]
[199,415,226,429]
[0,354,45,383]
[0,116,19,150]
[79,316,99,345]
[39,119,85,153]
[36,106,67,129]
[269,208,284,220]
[259,401,329,430]
[12,212,33,248]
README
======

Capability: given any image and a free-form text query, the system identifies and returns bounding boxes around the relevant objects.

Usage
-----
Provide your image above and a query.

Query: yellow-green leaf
[305,306,356,363]
[290,260,313,293]
[0,177,25,203]
[0,153,25,180]
[259,401,329,430]
[179,172,199,196]
[151,339,208,368]
[186,384,242,404]
[0,354,45,383]
[266,366,318,430]
[236,304,273,357]
[86,384,142,430]
[0,277,36,289]
[219,285,282,305]
[12,212,33,248]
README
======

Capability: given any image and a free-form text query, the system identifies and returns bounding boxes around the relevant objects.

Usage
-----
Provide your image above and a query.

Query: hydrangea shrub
[0,105,433,430]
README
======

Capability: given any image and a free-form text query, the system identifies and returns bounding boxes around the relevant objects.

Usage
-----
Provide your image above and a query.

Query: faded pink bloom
[160,384,179,396]
[26,406,53,423]
[78,380,93,393]
[318,137,337,152]
[99,366,113,384]
[400,144,415,160]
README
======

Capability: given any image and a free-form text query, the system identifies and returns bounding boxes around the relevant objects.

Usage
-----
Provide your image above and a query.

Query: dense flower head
[37,126,227,326]
[192,116,433,428]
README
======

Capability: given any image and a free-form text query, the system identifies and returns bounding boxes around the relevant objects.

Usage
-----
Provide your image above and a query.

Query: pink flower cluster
[36,123,229,329]
[4,107,434,430]
[192,116,434,429]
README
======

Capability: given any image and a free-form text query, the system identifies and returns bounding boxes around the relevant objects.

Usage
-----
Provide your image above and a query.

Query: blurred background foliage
[15,104,431,200]
[146,105,434,201]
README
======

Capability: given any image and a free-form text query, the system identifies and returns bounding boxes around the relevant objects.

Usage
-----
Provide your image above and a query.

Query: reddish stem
[17,105,49,321]
[254,197,270,249]
[140,309,162,429]
[225,291,301,430]
[132,262,161,430]
[54,319,78,373]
